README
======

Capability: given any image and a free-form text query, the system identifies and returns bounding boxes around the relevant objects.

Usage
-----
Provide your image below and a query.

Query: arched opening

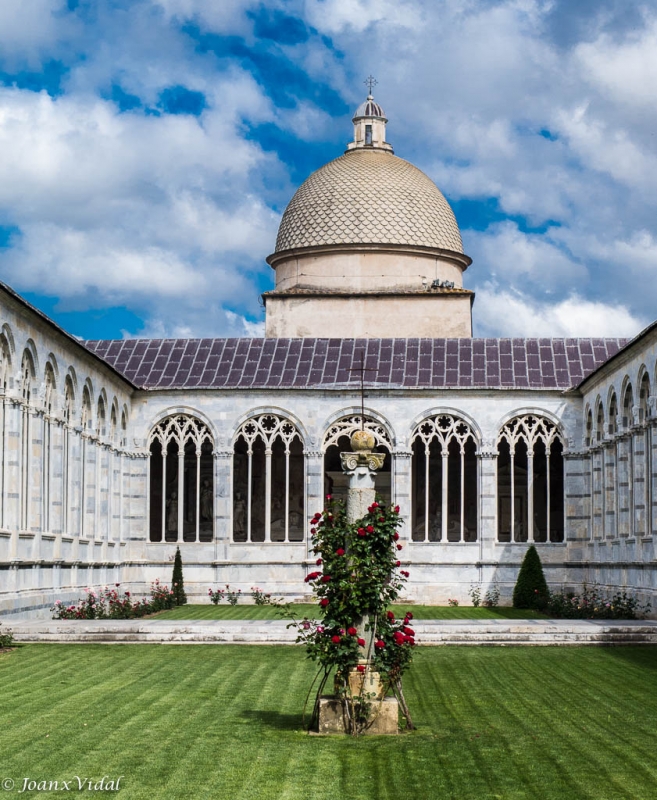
[322,415,392,507]
[411,414,478,542]
[20,349,35,531]
[497,414,564,543]
[233,414,305,543]
[149,415,214,543]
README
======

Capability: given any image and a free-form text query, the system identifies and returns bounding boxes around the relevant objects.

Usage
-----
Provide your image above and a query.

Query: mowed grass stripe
[2,645,657,800]
[153,604,546,620]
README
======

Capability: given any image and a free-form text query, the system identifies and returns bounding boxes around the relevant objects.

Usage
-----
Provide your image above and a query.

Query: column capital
[393,450,413,460]
[304,450,325,459]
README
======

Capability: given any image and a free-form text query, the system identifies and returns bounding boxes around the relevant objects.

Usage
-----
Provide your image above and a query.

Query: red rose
[406,612,414,620]
[393,532,399,541]
[326,494,332,500]
[357,637,365,647]
[322,575,331,583]
[379,516,385,522]
[397,544,403,551]
[336,548,345,556]
[403,626,415,636]
[374,640,385,649]
[366,525,374,533]
[393,631,405,645]
[405,636,415,645]
[394,505,400,513]
[395,560,401,567]
[331,635,341,644]
[401,570,410,578]
[320,598,329,607]
[316,558,323,566]
[310,527,316,534]
[357,528,366,537]
[357,665,365,673]
[347,627,358,636]
[387,610,395,620]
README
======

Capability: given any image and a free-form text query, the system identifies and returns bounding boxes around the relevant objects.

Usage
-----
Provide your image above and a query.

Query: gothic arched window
[497,414,564,543]
[81,386,92,430]
[323,415,392,506]
[149,414,214,543]
[639,371,651,423]
[97,396,106,438]
[411,414,478,542]
[233,414,304,543]
[622,383,634,430]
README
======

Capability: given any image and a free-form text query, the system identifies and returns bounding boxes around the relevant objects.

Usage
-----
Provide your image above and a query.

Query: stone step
[10,618,657,646]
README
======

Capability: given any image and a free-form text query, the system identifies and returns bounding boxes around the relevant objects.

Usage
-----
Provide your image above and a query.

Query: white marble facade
[2,282,656,619]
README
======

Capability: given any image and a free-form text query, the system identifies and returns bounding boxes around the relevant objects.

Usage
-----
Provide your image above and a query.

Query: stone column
[392,450,412,542]
[214,450,232,561]
[304,450,324,560]
[340,430,385,659]
[477,440,498,550]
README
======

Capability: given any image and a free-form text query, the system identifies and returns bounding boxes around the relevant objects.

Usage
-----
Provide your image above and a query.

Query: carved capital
[340,450,385,472]
[303,450,325,460]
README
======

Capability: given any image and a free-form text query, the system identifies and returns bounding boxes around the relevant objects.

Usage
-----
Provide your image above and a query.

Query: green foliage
[469,585,481,607]
[281,497,416,733]
[250,586,272,606]
[0,622,14,649]
[171,546,187,607]
[513,545,548,609]
[52,581,174,619]
[545,585,651,619]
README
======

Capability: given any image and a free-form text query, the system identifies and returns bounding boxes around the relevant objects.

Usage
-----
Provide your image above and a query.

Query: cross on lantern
[364,75,378,94]
[349,350,378,431]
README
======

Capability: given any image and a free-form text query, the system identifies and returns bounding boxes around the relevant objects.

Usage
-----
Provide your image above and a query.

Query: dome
[354,95,386,119]
[274,148,464,254]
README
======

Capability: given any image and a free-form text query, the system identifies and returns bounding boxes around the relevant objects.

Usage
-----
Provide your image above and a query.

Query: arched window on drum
[411,414,478,542]
[497,414,564,543]
[232,414,305,543]
[149,415,214,543]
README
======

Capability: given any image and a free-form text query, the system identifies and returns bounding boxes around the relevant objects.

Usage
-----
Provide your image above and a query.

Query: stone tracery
[149,414,214,543]
[232,413,304,543]
[410,413,478,542]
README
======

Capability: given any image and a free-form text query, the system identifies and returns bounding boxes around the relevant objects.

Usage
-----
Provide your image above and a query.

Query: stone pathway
[9,618,657,645]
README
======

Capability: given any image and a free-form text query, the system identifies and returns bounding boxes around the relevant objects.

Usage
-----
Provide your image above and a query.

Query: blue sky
[0,0,656,338]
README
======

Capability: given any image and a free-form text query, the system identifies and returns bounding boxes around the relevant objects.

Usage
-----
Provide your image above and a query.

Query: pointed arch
[410,412,479,543]
[233,412,305,543]
[149,414,215,543]
[497,413,565,543]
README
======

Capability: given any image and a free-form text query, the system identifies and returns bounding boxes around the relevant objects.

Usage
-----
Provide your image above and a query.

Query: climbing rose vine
[286,497,416,733]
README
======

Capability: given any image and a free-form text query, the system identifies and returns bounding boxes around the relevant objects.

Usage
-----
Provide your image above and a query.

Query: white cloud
[0,77,280,335]
[474,284,645,338]
[0,0,76,64]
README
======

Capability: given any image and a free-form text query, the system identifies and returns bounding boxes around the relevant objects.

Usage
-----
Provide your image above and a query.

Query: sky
[0,0,656,340]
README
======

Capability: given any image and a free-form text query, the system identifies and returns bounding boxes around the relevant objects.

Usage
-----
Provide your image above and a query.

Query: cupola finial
[346,78,393,153]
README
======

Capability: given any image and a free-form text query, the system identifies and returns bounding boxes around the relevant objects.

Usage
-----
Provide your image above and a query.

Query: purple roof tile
[83,338,629,392]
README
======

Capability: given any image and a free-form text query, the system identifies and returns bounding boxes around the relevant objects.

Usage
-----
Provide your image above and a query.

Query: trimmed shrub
[513,545,548,609]
[171,547,187,607]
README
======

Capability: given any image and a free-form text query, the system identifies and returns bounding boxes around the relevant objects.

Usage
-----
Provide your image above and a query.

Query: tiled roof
[84,338,627,392]
[274,149,464,254]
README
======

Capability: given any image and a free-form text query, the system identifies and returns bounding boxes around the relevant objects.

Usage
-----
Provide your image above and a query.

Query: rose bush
[283,497,416,733]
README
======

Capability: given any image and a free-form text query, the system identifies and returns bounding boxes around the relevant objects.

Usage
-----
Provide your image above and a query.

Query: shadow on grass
[602,644,657,671]
[241,709,306,731]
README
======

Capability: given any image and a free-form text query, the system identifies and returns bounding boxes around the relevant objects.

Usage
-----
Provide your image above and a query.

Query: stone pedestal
[317,696,399,735]
[348,666,384,699]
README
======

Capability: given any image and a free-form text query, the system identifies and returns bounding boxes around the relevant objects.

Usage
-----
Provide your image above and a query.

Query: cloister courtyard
[2,634,656,799]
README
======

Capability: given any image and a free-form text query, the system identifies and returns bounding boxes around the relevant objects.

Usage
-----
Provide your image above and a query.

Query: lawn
[154,604,546,620]
[1,645,656,800]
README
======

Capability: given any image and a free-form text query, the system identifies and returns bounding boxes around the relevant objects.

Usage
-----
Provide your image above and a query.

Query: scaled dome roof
[274,148,464,255]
